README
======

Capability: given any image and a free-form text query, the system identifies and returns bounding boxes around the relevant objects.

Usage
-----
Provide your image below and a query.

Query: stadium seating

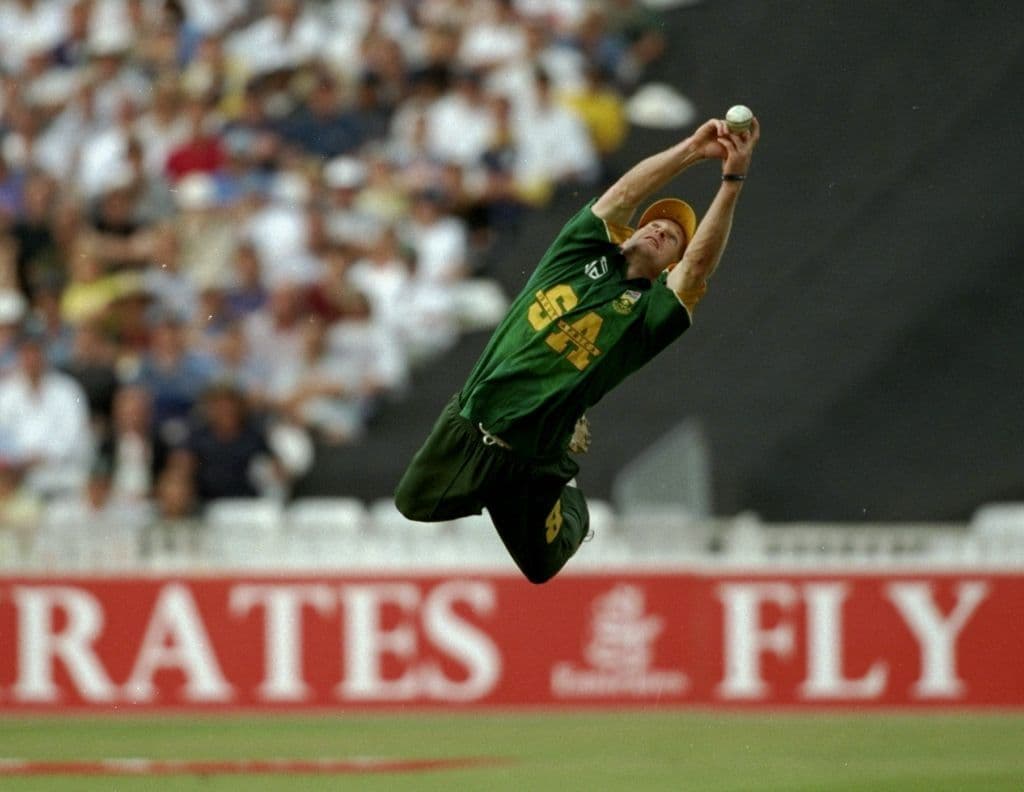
[282,497,369,568]
[970,503,1024,561]
[4,491,1022,574]
[203,498,286,566]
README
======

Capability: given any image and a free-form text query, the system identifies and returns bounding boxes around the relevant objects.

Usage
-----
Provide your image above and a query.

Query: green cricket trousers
[395,395,590,583]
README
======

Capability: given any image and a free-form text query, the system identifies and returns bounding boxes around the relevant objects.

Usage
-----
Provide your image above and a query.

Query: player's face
[625,219,686,277]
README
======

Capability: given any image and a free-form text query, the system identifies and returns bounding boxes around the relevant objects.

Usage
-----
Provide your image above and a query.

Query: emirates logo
[549,585,688,698]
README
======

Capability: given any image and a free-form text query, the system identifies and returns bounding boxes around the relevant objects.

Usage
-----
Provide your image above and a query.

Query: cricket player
[396,115,760,583]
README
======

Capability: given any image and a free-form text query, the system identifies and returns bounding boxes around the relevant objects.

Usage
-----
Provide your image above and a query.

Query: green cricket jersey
[459,199,693,459]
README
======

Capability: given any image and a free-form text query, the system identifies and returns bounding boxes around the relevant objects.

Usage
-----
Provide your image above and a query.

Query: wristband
[722,173,746,182]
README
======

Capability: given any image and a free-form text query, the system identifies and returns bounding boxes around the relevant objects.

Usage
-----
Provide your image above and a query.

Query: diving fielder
[396,115,761,582]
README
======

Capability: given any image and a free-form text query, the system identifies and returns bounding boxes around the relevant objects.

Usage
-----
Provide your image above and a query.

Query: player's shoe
[568,415,590,454]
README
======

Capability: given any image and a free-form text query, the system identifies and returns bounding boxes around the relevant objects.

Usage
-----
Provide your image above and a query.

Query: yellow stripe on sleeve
[675,281,708,314]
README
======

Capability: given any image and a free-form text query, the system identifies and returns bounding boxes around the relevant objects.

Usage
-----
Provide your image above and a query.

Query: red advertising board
[1,571,1022,711]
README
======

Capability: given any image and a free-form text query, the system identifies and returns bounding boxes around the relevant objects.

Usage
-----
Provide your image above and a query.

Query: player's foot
[568,415,590,454]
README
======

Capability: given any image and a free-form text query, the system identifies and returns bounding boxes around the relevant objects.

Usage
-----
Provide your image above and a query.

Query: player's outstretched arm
[667,117,760,298]
[591,119,727,227]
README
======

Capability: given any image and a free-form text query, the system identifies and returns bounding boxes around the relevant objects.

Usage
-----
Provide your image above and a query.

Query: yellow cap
[636,198,697,248]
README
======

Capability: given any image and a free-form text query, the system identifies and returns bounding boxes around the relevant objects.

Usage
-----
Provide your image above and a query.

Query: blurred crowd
[0,0,668,539]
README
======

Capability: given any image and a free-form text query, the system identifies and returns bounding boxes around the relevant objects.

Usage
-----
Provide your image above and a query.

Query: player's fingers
[717,134,738,153]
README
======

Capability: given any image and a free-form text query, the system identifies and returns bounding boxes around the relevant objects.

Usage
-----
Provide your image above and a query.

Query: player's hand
[689,119,729,161]
[717,116,760,177]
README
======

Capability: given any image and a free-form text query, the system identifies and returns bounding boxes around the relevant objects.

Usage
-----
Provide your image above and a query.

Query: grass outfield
[2,712,1023,791]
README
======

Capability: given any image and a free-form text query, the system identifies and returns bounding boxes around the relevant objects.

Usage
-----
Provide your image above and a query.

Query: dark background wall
[305,0,1024,522]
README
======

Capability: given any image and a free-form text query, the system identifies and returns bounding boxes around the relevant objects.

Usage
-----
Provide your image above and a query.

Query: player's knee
[394,481,427,521]
[518,559,558,585]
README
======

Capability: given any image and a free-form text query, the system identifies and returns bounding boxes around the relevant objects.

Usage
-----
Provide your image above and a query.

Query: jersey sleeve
[675,279,708,313]
[640,276,692,354]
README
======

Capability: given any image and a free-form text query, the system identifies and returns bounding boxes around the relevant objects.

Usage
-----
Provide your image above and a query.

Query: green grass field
[2,712,1023,791]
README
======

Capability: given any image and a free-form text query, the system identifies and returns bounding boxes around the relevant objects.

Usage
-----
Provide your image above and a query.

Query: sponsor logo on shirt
[611,289,642,315]
[584,257,609,280]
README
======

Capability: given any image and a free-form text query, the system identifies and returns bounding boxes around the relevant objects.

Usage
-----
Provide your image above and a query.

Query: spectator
[514,67,599,204]
[457,0,528,70]
[242,170,319,287]
[165,96,226,183]
[211,318,273,403]
[51,0,93,70]
[0,289,28,377]
[225,0,324,82]
[559,63,628,161]
[347,225,414,332]
[221,81,284,177]
[243,277,314,382]
[0,0,66,75]
[469,93,526,240]
[100,384,170,502]
[349,71,395,146]
[386,108,450,202]
[72,453,153,530]
[61,320,120,433]
[28,285,75,368]
[7,170,60,300]
[85,168,157,271]
[0,156,22,218]
[0,329,94,498]
[353,152,409,228]
[224,241,268,318]
[128,312,218,440]
[152,464,200,524]
[357,28,408,109]
[85,23,151,125]
[387,65,446,157]
[59,233,130,326]
[348,226,457,365]
[486,16,586,123]
[276,70,364,159]
[76,90,141,202]
[267,315,371,445]
[178,33,229,108]
[145,464,203,558]
[129,0,186,75]
[602,0,668,89]
[2,101,46,183]
[143,224,199,322]
[424,67,497,168]
[171,172,238,292]
[189,271,238,355]
[216,124,275,206]
[401,189,470,284]
[171,381,287,502]
[322,155,384,252]
[124,134,177,223]
[307,244,370,324]
[106,271,155,357]
[29,77,101,183]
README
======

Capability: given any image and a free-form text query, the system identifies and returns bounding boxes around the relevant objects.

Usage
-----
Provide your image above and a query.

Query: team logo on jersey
[611,289,642,315]
[584,256,609,280]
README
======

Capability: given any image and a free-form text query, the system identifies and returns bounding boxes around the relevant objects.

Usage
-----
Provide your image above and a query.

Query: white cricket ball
[725,105,753,133]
